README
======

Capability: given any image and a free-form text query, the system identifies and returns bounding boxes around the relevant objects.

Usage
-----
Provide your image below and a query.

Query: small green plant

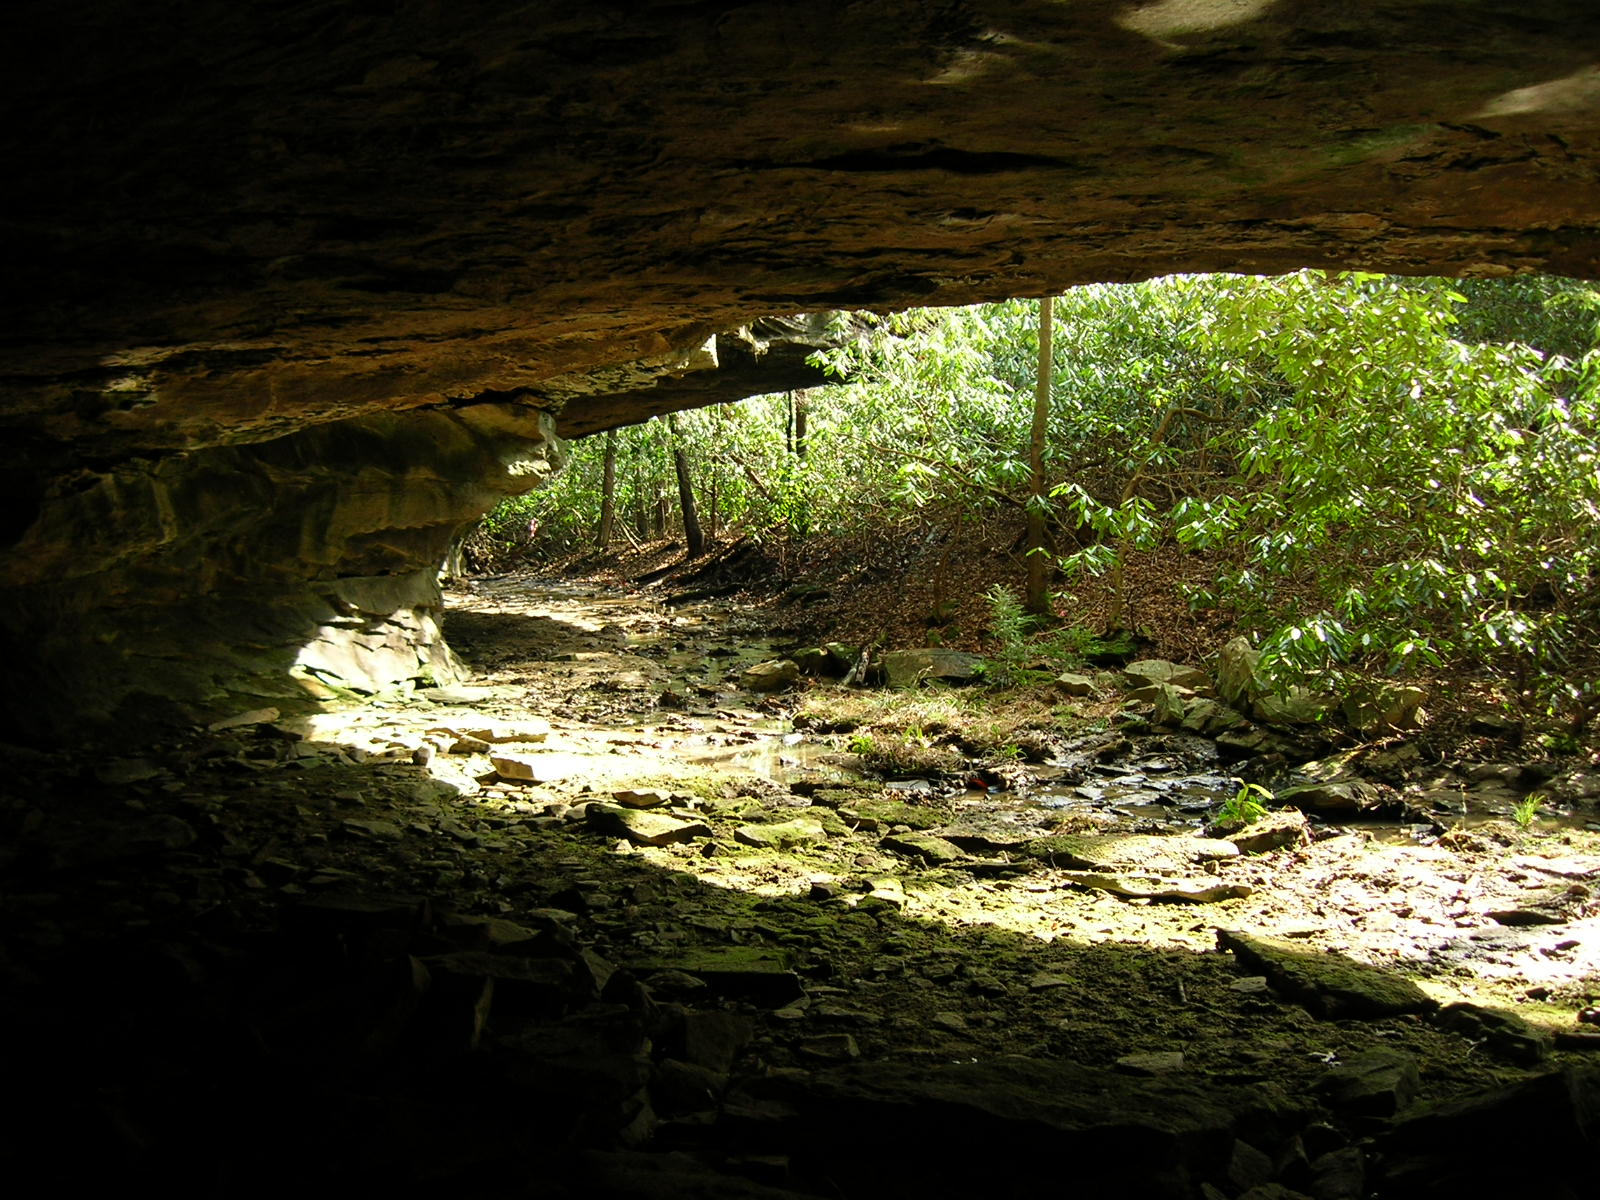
[984,583,1036,652]
[1217,780,1274,826]
[846,732,877,756]
[1512,792,1545,829]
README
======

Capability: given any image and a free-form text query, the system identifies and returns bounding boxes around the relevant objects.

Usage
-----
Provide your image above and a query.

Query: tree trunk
[792,390,808,460]
[596,428,617,548]
[1025,295,1054,616]
[788,389,811,539]
[667,412,705,557]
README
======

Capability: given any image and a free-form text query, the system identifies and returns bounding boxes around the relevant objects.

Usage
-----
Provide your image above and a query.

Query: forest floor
[7,520,1600,1193]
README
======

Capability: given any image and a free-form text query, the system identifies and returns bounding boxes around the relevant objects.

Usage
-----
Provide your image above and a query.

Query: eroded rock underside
[5,0,1600,732]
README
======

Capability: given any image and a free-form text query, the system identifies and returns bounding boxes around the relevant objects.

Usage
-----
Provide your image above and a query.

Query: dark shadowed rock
[724,1056,1306,1199]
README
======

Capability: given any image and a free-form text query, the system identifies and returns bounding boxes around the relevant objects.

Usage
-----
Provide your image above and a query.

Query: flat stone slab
[460,717,551,743]
[1217,929,1436,1019]
[628,947,803,1008]
[1027,832,1240,871]
[587,803,711,846]
[734,818,828,849]
[611,787,677,809]
[880,831,966,865]
[934,812,1040,850]
[490,750,587,783]
[420,684,522,704]
[741,659,800,691]
[1063,872,1252,903]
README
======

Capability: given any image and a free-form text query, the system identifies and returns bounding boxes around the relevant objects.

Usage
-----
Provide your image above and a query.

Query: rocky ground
[3,568,1600,1197]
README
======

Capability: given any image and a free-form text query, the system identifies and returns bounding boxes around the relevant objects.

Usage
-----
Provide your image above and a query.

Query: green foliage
[1217,781,1274,826]
[1511,792,1545,829]
[482,270,1600,731]
[845,731,876,757]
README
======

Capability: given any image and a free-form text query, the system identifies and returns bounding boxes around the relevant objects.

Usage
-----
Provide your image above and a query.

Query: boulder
[741,659,800,692]
[1216,637,1262,710]
[880,649,984,688]
[1275,779,1386,813]
[1181,698,1250,737]
[1056,671,1098,696]
[1342,682,1428,732]
[1122,659,1210,692]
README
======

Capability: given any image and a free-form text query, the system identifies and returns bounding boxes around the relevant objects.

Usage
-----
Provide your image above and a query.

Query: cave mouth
[7,1,1600,1187]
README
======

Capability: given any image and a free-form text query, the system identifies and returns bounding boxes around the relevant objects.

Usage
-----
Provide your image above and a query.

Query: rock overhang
[4,0,1600,737]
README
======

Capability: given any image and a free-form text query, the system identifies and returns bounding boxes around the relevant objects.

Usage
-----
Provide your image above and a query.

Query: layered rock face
[4,1,1600,736]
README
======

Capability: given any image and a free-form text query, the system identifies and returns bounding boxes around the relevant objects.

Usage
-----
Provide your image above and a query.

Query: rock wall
[0,402,564,738]
[4,1,1600,735]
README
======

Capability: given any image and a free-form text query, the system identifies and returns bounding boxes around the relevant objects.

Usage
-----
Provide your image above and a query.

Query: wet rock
[879,649,983,688]
[934,811,1037,852]
[1312,1048,1420,1117]
[1217,930,1435,1019]
[340,817,404,840]
[1436,1002,1552,1066]
[587,804,712,846]
[734,818,828,850]
[742,659,800,692]
[879,831,966,865]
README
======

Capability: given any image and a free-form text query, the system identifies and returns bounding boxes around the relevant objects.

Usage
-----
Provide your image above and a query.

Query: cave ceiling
[5,0,1600,462]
